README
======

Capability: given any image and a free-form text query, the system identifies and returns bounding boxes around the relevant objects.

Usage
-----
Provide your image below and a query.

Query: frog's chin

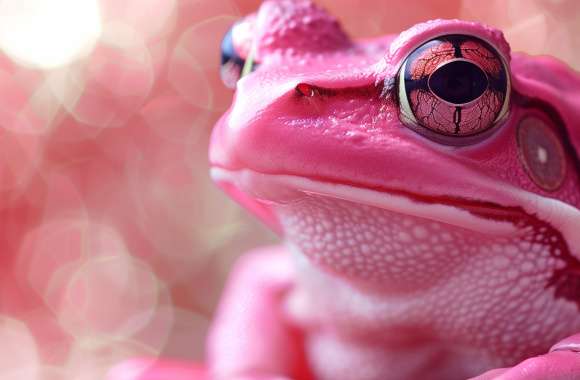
[211,167,580,256]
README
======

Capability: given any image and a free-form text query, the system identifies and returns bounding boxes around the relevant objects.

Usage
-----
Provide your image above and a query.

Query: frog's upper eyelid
[395,33,510,74]
[388,20,511,68]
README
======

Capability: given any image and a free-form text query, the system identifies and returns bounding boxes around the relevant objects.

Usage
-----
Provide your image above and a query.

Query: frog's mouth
[212,167,580,302]
[211,167,537,237]
[211,166,579,257]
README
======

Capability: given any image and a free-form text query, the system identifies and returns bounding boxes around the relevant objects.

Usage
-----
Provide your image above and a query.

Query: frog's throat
[211,167,580,260]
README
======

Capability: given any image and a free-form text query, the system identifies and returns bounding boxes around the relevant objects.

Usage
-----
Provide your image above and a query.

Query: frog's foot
[470,333,580,380]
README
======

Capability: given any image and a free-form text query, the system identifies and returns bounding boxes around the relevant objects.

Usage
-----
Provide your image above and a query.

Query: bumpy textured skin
[253,0,350,59]
[107,1,580,379]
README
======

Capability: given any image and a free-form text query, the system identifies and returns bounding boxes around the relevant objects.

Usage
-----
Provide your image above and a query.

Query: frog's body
[107,1,580,380]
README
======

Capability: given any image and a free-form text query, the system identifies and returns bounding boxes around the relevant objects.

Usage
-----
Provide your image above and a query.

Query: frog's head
[210,1,580,295]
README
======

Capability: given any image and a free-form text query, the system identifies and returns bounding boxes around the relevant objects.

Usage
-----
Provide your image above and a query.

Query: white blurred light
[0,0,102,69]
[0,317,40,380]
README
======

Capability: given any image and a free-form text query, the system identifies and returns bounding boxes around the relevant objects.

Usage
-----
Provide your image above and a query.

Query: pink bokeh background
[0,0,577,378]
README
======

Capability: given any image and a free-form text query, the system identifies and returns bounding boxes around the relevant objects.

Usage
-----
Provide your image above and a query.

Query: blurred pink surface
[0,0,577,378]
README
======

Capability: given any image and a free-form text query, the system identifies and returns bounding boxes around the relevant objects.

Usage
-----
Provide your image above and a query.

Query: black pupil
[428,60,488,104]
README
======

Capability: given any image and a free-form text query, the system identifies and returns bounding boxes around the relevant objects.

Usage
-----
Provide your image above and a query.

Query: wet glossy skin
[106,1,580,380]
[207,1,580,380]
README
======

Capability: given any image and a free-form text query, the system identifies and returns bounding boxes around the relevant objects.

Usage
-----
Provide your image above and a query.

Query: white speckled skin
[279,194,580,379]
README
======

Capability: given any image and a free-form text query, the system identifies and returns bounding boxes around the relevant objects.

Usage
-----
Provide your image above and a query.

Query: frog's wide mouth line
[210,168,580,250]
[211,168,514,233]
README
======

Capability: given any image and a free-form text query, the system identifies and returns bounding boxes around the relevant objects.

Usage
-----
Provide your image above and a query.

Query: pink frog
[108,1,580,379]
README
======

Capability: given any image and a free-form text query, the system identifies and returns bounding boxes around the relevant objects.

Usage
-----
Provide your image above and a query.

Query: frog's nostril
[295,83,317,97]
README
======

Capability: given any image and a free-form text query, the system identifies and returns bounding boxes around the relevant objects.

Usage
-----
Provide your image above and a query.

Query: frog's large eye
[398,34,510,143]
[220,24,256,89]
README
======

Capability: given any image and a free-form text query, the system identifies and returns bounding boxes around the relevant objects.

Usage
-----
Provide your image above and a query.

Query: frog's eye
[398,34,510,143]
[220,24,256,89]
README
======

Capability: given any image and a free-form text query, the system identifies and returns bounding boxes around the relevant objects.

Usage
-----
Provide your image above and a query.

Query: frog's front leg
[471,334,580,380]
[207,245,310,380]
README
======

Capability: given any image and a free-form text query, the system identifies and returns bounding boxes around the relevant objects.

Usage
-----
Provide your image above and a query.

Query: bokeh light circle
[0,0,102,69]
[168,15,238,111]
[0,317,40,380]
[49,22,155,128]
